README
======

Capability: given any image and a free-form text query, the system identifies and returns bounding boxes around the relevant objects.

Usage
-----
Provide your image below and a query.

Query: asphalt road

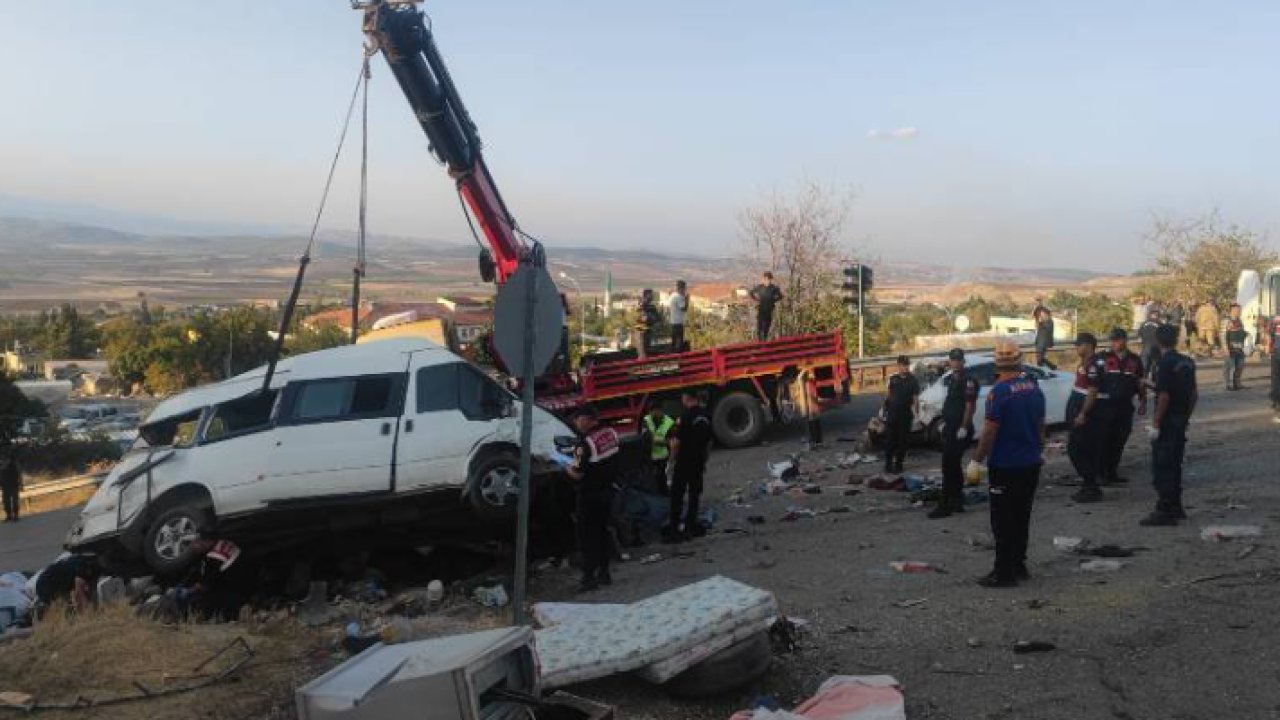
[0,505,80,572]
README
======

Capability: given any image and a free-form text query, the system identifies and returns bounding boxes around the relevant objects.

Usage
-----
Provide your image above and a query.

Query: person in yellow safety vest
[642,404,675,495]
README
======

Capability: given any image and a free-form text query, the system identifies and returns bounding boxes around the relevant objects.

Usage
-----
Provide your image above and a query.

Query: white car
[916,355,1074,446]
[66,338,573,574]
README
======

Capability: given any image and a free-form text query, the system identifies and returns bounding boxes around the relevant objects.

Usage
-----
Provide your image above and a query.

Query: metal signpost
[492,249,564,625]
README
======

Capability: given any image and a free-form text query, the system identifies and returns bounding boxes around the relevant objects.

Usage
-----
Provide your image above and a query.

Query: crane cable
[262,55,370,393]
[351,56,371,343]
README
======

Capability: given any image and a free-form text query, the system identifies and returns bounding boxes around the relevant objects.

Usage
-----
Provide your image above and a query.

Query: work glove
[964,459,986,485]
[1146,425,1160,442]
[955,427,969,441]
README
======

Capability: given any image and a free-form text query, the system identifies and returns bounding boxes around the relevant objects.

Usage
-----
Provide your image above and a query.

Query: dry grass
[0,605,331,720]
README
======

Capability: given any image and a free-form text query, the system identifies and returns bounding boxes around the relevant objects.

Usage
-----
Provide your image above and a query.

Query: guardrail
[19,472,106,516]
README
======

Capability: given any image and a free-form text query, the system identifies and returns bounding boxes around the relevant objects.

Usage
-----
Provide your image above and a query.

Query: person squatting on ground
[183,532,254,621]
[1222,302,1248,391]
[665,390,713,542]
[641,403,674,495]
[1066,333,1105,503]
[1142,324,1198,526]
[1097,328,1146,487]
[34,553,99,616]
[567,406,621,592]
[0,445,21,523]
[749,271,783,342]
[972,341,1046,588]
[882,356,920,474]
[930,348,978,519]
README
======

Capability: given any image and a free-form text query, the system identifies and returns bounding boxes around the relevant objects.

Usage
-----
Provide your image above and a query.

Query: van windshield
[138,409,203,448]
[204,391,278,442]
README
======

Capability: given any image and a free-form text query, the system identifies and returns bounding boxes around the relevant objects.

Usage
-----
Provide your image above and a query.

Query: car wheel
[467,451,521,520]
[143,504,211,576]
[711,392,766,448]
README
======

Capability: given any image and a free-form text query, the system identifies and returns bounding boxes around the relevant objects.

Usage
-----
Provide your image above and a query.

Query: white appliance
[296,627,539,720]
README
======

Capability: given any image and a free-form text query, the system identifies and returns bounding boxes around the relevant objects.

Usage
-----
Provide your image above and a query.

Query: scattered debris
[471,584,509,608]
[1079,559,1126,573]
[889,561,936,574]
[1054,537,1137,558]
[727,675,906,720]
[768,457,801,481]
[1054,536,1088,553]
[843,488,862,497]
[967,533,995,550]
[1201,525,1263,542]
[1026,599,1050,610]
[640,553,665,565]
[1013,640,1057,654]
[893,598,928,609]
[752,559,778,570]
[1237,544,1260,560]
[782,507,818,521]
[966,637,984,648]
[803,483,823,495]
[747,515,767,525]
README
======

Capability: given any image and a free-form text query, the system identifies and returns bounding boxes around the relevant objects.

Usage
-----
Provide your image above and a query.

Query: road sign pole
[512,264,537,626]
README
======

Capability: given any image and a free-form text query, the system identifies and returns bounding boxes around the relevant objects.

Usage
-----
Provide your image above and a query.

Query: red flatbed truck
[536,331,853,447]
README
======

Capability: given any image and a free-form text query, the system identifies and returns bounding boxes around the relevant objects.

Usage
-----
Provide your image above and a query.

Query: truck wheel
[467,451,520,520]
[711,392,766,448]
[143,504,212,576]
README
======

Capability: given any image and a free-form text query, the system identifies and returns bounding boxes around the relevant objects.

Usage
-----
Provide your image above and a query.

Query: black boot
[597,569,613,587]
[1071,484,1104,503]
[977,570,1018,588]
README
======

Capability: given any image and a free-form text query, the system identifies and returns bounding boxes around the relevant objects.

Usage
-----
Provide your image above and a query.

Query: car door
[263,373,406,502]
[398,356,517,493]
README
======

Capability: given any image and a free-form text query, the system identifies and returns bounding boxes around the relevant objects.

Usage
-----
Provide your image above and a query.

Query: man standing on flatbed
[749,272,783,342]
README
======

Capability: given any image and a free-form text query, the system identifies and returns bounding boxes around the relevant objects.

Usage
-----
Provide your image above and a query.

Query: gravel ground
[530,361,1280,719]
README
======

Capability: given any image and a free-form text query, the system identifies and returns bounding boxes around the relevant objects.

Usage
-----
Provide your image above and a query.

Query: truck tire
[467,450,521,521]
[143,504,212,576]
[711,392,766,448]
[664,631,772,698]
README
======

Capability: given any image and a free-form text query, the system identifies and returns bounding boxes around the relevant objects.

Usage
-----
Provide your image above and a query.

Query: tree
[39,303,98,359]
[1143,211,1277,305]
[740,182,859,338]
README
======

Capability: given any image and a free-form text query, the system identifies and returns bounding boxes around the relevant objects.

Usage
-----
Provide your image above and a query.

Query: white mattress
[535,575,777,689]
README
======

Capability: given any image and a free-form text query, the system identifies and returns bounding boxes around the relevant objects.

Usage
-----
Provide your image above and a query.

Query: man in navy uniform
[1141,324,1197,526]
[929,348,978,519]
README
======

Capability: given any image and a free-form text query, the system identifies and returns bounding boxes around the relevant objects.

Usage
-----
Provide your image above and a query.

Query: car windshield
[138,409,203,448]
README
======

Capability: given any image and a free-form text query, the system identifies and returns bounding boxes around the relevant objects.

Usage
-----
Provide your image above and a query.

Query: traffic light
[842,266,859,310]
[859,265,874,298]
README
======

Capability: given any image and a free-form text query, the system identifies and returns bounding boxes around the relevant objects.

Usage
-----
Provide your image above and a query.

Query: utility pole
[857,264,865,359]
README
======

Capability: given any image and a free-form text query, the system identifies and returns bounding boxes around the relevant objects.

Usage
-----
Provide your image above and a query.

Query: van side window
[287,375,402,423]
[416,363,509,420]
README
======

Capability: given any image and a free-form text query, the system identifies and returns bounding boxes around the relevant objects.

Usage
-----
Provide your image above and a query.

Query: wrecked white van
[65,338,573,574]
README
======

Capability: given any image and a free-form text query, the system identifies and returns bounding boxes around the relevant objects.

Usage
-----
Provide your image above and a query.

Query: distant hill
[0,216,1125,311]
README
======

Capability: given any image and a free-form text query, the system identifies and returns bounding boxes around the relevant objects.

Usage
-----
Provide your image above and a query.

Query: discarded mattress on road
[729,675,906,720]
[534,575,776,689]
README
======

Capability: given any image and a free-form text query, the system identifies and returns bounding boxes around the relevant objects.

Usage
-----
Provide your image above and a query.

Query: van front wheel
[467,451,521,520]
[143,504,212,576]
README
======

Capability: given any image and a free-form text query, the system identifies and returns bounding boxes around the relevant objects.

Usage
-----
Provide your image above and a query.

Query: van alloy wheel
[153,515,198,561]
[478,465,519,507]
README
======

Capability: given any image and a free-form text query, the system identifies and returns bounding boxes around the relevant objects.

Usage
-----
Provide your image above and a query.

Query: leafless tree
[1143,210,1277,305]
[739,182,860,336]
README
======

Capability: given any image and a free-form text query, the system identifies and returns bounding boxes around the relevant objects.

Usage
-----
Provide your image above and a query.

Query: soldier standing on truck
[1222,303,1248,391]
[632,289,661,359]
[1032,297,1056,369]
[567,406,621,592]
[668,280,689,352]
[929,348,978,519]
[882,356,920,474]
[749,272,783,342]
